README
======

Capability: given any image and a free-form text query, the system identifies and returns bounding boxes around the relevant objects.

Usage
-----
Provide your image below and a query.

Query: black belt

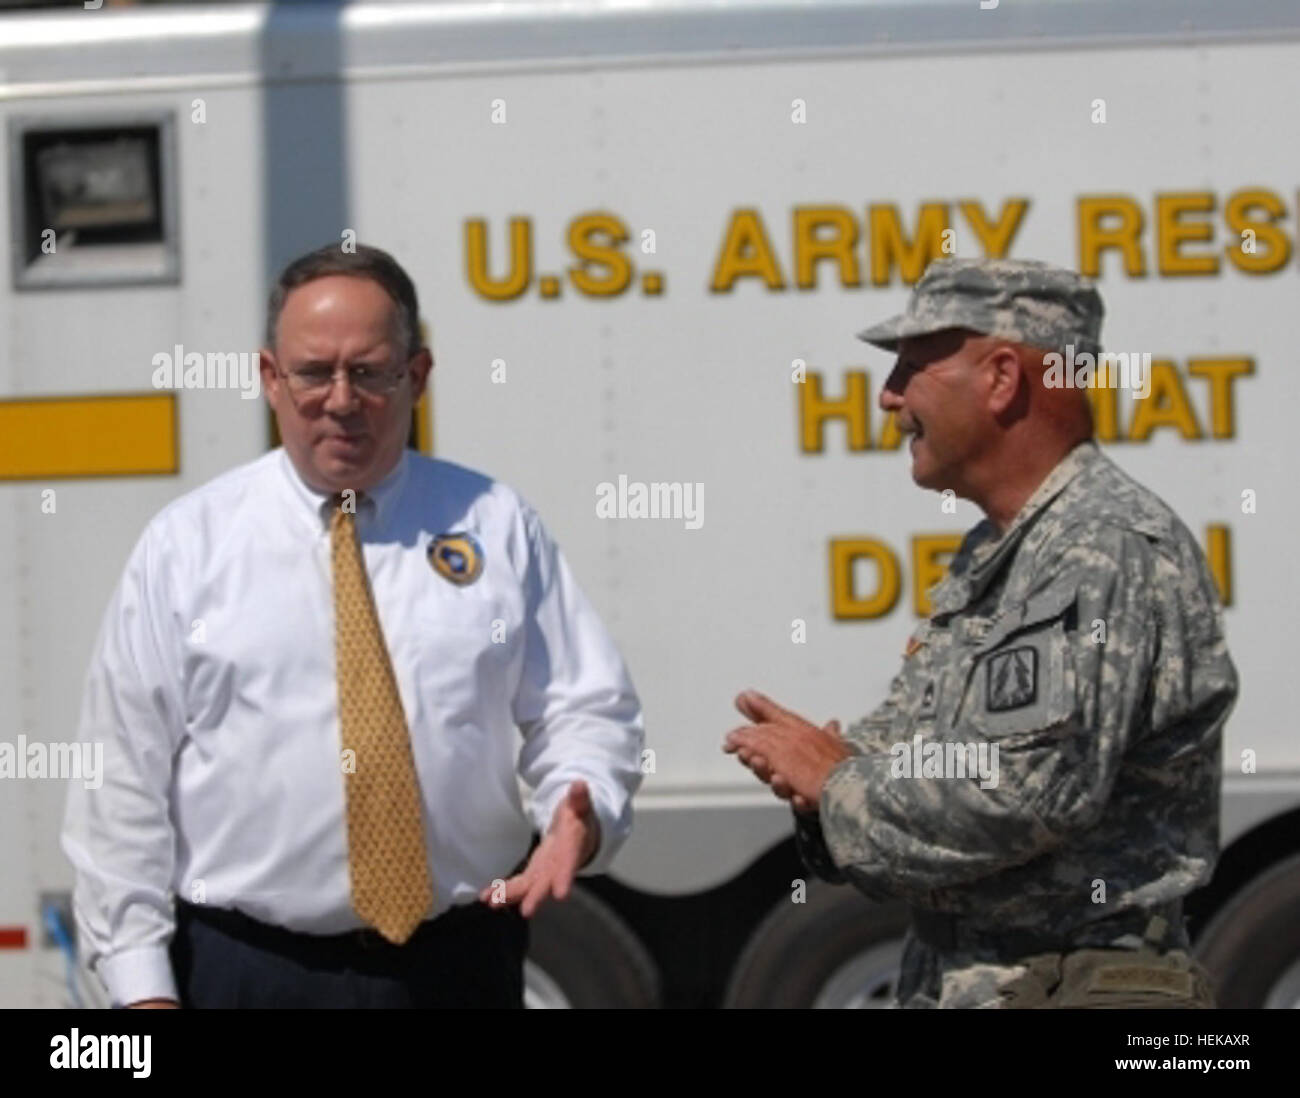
[909,901,1185,957]
[175,899,512,961]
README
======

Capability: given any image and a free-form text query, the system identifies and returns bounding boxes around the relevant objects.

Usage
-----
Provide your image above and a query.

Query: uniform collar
[931,440,1103,616]
[277,447,410,534]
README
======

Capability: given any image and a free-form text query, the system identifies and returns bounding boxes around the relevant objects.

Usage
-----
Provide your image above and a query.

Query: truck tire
[1195,852,1300,1008]
[525,886,661,1008]
[724,880,909,1008]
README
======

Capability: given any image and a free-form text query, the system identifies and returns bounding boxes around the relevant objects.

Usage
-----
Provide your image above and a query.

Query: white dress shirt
[62,447,644,1007]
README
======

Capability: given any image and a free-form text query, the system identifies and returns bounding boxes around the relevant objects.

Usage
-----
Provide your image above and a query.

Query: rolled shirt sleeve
[61,525,185,1007]
[816,521,1231,906]
[512,506,645,875]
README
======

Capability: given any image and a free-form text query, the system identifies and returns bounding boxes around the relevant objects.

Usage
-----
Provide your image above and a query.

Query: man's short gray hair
[265,243,422,358]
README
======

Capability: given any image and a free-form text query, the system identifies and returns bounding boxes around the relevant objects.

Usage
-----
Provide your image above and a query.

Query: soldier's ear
[983,343,1024,416]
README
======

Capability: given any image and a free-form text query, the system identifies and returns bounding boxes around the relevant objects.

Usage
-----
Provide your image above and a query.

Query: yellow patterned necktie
[330,499,434,943]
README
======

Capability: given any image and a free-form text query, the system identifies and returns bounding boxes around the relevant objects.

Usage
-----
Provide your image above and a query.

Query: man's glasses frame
[275,355,417,402]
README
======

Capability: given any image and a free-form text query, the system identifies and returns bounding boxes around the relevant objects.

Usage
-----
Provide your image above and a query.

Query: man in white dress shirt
[62,243,645,1009]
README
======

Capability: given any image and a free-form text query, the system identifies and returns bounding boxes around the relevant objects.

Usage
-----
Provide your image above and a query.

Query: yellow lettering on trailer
[1078,187,1293,278]
[832,526,1233,619]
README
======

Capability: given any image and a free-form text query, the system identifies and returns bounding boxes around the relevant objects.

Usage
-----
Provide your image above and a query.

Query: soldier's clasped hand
[724,690,854,813]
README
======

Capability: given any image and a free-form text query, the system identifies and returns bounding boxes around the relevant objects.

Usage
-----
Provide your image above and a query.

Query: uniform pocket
[952,587,1079,739]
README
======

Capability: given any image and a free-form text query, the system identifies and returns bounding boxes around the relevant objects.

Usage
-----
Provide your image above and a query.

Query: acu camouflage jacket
[798,440,1239,942]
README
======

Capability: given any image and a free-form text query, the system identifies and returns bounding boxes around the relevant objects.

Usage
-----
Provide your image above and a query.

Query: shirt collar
[931,439,1103,615]
[277,447,410,533]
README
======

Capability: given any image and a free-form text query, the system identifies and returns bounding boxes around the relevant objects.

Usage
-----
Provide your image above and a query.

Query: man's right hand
[128,999,180,1008]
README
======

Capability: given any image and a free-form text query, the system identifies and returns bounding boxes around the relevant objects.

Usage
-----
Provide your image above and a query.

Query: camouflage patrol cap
[856,258,1104,357]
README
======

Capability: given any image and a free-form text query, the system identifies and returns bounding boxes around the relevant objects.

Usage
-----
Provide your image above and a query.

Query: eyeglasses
[278,362,409,399]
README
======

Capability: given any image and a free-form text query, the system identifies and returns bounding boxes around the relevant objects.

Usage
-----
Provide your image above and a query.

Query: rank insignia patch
[986,646,1037,712]
[428,532,484,586]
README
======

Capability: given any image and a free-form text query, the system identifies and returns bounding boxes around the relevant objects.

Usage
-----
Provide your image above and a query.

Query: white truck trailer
[2,0,1299,1008]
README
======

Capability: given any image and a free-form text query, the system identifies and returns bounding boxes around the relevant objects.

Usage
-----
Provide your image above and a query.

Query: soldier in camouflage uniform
[725,258,1238,1008]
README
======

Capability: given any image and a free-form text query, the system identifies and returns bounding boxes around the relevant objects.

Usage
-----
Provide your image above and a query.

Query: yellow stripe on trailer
[0,393,178,480]
[414,389,433,455]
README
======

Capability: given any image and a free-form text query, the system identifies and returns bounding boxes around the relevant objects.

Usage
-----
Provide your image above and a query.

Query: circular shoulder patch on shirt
[428,532,484,586]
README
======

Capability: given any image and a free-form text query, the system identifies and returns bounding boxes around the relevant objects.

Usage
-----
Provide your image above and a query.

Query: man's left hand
[480,780,600,918]
[724,690,853,809]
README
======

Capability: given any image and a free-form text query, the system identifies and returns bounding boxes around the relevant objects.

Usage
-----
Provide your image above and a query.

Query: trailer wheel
[724,880,908,1008]
[1195,852,1300,1008]
[525,886,661,1008]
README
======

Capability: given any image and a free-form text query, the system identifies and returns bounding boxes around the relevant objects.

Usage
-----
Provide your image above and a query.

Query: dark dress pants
[169,899,527,1008]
